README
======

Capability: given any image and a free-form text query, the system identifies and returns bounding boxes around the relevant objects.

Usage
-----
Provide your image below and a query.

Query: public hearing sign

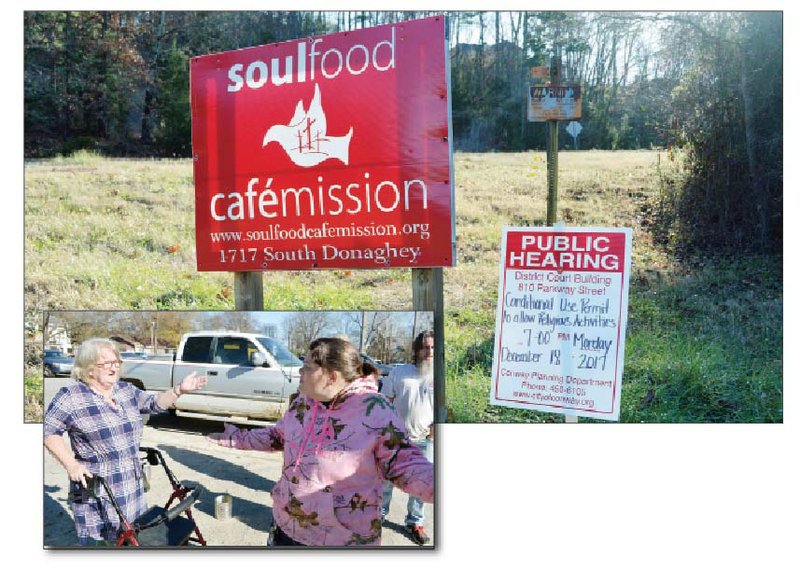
[490,227,632,421]
[190,16,455,271]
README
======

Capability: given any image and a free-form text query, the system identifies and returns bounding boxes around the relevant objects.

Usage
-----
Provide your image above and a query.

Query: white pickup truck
[120,331,302,425]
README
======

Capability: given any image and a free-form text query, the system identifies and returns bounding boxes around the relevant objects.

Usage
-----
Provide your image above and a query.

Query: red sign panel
[190,16,455,271]
[503,229,626,273]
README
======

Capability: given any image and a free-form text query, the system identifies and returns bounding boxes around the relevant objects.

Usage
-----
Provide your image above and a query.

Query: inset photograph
[43,310,435,548]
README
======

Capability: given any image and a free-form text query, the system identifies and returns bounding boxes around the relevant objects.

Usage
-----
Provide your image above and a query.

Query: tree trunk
[360,311,367,352]
[739,43,766,251]
[141,89,153,143]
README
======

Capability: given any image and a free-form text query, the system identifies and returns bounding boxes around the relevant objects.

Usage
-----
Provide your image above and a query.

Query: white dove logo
[262,84,353,168]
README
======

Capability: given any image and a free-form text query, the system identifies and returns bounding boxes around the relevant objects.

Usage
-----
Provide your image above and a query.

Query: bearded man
[380,330,434,545]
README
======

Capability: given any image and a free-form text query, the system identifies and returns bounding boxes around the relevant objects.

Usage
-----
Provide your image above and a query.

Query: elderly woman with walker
[44,337,207,545]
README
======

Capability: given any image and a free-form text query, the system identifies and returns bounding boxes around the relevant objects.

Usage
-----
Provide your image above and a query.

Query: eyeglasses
[95,360,122,370]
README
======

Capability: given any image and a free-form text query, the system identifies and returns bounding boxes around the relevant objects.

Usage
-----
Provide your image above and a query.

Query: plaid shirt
[44,381,166,542]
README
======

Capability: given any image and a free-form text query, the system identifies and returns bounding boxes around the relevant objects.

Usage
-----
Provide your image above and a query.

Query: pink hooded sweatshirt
[221,376,434,546]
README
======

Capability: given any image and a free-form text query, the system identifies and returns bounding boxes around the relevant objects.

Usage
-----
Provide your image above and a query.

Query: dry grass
[24,149,672,418]
[27,149,781,423]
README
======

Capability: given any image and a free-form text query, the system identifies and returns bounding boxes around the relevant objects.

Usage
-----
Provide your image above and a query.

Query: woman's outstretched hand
[178,372,208,395]
[206,422,239,447]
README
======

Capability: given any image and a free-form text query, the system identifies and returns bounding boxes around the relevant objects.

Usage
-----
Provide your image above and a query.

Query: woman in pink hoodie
[208,337,434,547]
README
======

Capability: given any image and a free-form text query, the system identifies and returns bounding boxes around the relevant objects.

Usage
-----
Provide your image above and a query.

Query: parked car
[360,353,393,377]
[120,331,302,425]
[43,349,74,377]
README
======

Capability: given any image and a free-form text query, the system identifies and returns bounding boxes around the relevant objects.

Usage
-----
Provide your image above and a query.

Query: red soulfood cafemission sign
[190,16,455,271]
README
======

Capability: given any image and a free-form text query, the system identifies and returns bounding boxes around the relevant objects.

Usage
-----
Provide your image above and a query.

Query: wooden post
[234,272,264,311]
[412,267,446,423]
[546,120,559,225]
[546,55,561,226]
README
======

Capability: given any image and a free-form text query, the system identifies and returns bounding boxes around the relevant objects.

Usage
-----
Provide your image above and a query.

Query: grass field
[24,150,782,423]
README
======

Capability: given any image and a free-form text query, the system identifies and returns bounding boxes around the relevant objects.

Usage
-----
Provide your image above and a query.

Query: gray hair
[72,338,119,382]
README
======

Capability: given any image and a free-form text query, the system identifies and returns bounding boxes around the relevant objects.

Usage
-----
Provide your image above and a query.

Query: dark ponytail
[360,360,379,378]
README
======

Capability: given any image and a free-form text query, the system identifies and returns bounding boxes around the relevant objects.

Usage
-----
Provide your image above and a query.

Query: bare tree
[338,311,393,353]
[199,312,260,333]
[283,312,336,354]
[47,311,114,346]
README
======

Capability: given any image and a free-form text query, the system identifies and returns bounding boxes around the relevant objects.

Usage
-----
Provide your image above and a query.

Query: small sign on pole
[530,66,550,79]
[528,83,582,122]
[566,121,582,149]
[490,227,633,421]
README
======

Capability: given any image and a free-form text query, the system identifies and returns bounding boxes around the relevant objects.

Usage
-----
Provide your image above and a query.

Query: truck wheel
[44,365,54,377]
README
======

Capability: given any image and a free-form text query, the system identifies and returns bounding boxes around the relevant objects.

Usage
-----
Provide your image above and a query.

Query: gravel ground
[43,412,434,549]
